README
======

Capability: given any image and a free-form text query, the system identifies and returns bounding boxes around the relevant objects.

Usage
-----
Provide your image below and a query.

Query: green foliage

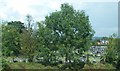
[116,38,120,69]
[2,21,24,57]
[2,59,11,71]
[37,3,94,69]
[7,21,25,33]
[20,15,38,62]
[105,34,119,69]
[1,3,96,69]
[20,29,38,62]
[44,3,94,63]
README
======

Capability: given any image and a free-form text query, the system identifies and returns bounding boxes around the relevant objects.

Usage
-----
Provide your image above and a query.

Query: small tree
[20,29,38,62]
[20,15,38,62]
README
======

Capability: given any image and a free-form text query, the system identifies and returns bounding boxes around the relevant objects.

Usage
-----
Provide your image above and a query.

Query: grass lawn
[5,62,116,69]
[83,63,116,69]
[7,62,58,69]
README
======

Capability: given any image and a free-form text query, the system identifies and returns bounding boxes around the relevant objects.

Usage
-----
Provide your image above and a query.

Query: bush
[2,60,10,71]
[116,59,120,69]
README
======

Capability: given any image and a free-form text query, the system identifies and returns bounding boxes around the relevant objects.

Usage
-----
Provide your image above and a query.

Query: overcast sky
[0,0,119,37]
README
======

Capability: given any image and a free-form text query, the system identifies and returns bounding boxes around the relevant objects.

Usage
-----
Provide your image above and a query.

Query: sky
[0,0,119,37]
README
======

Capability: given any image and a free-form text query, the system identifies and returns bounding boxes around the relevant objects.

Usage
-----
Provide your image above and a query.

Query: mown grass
[7,62,58,69]
[6,62,116,69]
[83,63,116,69]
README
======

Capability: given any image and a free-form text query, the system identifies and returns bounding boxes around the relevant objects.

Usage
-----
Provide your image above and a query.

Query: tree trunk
[28,56,33,62]
[65,53,68,63]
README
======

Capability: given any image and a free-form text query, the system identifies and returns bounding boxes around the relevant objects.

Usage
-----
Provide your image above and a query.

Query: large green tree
[44,3,94,63]
[38,3,94,68]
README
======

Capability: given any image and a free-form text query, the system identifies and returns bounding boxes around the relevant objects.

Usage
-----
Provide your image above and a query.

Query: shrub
[2,60,10,71]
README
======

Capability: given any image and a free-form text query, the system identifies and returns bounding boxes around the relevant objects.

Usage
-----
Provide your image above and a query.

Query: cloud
[1,0,117,21]
[0,0,86,21]
[0,0,118,36]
